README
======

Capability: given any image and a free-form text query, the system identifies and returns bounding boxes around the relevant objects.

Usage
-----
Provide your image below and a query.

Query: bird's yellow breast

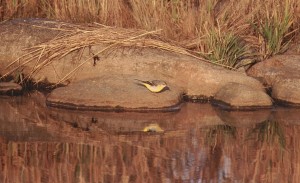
[143,83,166,93]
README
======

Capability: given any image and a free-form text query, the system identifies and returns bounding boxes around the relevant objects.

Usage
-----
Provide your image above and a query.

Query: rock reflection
[214,107,271,127]
[0,92,300,182]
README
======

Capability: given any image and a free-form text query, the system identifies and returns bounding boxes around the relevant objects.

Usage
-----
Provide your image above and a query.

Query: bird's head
[160,83,170,92]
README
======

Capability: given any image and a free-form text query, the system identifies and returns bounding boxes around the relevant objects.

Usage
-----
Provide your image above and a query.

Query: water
[0,91,300,183]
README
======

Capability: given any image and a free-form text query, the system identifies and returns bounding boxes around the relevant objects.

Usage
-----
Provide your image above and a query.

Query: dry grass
[252,0,297,58]
[0,0,299,83]
[1,0,298,41]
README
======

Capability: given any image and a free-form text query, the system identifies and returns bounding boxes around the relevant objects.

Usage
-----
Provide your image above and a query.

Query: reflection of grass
[205,125,236,146]
[247,120,286,149]
[207,125,237,138]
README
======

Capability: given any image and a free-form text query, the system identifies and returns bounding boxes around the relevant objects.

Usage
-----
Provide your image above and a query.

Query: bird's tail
[134,79,152,85]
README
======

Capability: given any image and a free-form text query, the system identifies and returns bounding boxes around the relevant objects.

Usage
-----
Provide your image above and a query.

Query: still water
[0,91,300,183]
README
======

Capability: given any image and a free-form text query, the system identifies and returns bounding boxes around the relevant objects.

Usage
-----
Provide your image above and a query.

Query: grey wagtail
[143,124,164,132]
[134,79,170,93]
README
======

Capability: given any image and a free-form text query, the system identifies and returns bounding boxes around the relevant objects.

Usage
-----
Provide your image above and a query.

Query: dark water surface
[0,92,300,183]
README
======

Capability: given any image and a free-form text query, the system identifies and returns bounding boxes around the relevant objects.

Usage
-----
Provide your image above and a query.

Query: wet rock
[247,55,300,105]
[212,82,272,110]
[0,82,22,95]
[46,75,183,112]
[272,79,300,106]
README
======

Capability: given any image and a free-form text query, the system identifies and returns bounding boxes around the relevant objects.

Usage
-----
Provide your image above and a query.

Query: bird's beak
[165,86,171,91]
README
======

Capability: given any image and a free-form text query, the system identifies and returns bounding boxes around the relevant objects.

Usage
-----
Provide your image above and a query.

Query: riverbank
[0,19,299,111]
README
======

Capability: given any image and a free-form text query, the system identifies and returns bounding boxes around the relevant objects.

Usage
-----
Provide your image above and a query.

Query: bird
[134,79,170,93]
[143,124,164,132]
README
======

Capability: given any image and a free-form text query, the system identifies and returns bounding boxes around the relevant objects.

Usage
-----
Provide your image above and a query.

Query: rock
[46,75,184,112]
[247,55,300,85]
[0,19,266,103]
[212,82,273,110]
[247,55,300,106]
[272,79,300,106]
[0,82,22,95]
[0,19,63,64]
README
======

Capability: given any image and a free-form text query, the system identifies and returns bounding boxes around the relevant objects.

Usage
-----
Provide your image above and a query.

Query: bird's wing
[151,80,167,85]
[134,79,153,86]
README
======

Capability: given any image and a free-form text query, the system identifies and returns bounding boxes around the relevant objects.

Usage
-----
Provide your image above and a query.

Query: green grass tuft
[202,26,251,69]
[252,0,296,58]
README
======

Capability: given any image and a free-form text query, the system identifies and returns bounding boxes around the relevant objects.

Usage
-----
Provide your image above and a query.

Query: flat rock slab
[0,82,22,95]
[46,75,183,112]
[212,82,273,110]
[272,79,300,106]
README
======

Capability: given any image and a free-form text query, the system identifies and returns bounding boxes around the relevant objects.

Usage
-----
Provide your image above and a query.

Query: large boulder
[247,55,300,84]
[212,82,273,110]
[272,79,300,106]
[0,19,265,93]
[0,19,270,110]
[247,55,300,106]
